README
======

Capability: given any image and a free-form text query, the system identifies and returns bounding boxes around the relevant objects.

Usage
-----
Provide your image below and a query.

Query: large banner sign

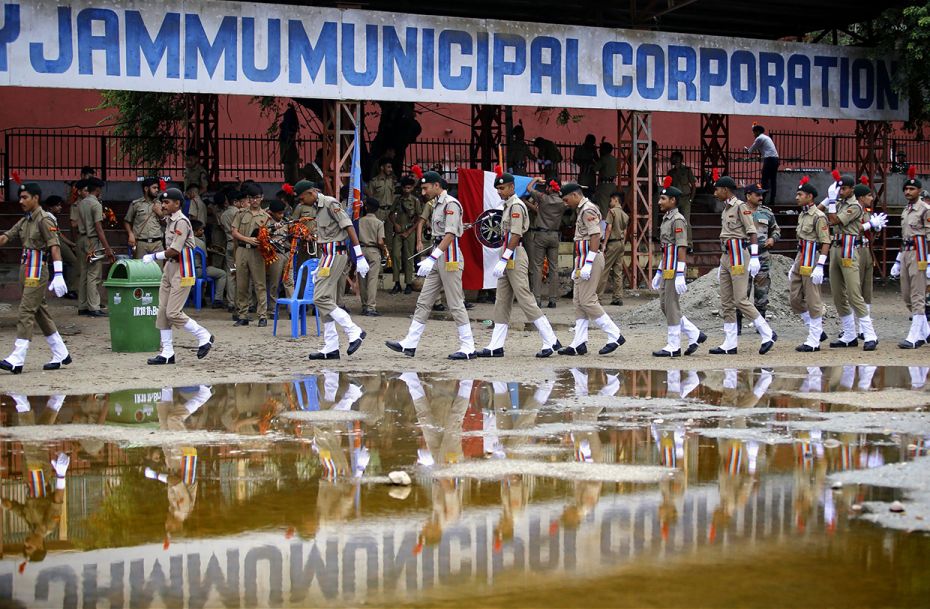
[0,1,907,120]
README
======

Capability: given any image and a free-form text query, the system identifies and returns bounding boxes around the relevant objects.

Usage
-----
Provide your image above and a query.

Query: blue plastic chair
[273,259,321,337]
[293,376,320,411]
[186,247,215,310]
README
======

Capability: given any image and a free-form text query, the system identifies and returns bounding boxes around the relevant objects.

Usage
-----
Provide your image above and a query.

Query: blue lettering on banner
[184,14,237,81]
[29,7,72,74]
[288,20,337,85]
[382,26,417,88]
[438,30,472,91]
[476,31,488,92]
[0,4,20,71]
[530,36,561,95]
[77,8,119,75]
[341,23,377,86]
[667,45,696,101]
[492,33,525,92]
[758,52,784,105]
[125,11,180,78]
[730,50,756,104]
[786,55,810,106]
[602,41,632,98]
[840,56,849,109]
[421,27,435,89]
[242,17,280,82]
[851,57,874,109]
[699,47,727,102]
[565,38,595,96]
[637,43,664,100]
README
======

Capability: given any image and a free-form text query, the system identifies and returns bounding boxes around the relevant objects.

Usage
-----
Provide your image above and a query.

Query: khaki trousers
[16,266,57,340]
[529,230,560,302]
[858,246,873,305]
[391,231,415,285]
[660,278,681,326]
[829,246,868,318]
[719,250,760,323]
[76,234,88,309]
[155,261,193,330]
[413,261,469,326]
[573,253,606,320]
[235,247,267,320]
[133,239,164,259]
[493,245,543,324]
[313,252,348,320]
[360,246,382,309]
[901,251,928,314]
[789,256,824,318]
[597,239,625,300]
[58,240,79,290]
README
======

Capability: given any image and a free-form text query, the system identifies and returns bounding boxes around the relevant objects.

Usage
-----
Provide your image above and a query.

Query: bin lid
[104,258,163,287]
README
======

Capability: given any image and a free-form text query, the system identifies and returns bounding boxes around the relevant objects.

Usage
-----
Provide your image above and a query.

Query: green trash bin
[104,259,163,352]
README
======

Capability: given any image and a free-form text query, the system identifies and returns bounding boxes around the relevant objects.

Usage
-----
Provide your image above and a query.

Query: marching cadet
[231,183,269,327]
[825,173,884,351]
[854,179,884,331]
[124,177,165,260]
[0,183,72,374]
[77,177,115,317]
[143,188,214,364]
[477,171,561,358]
[788,177,831,352]
[387,170,477,359]
[525,177,564,308]
[890,166,930,348]
[358,198,388,316]
[709,174,776,355]
[737,183,780,332]
[597,191,629,306]
[388,176,420,294]
[303,183,369,360]
[557,182,625,356]
[651,177,706,357]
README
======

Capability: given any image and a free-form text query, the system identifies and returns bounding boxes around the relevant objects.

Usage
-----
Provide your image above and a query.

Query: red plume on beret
[11,171,21,185]
[411,164,424,180]
[18,562,25,574]
[158,178,167,191]
[662,175,673,189]
[831,169,841,182]
[799,176,810,186]
[711,168,719,182]
[860,176,869,185]
[494,164,503,178]
[908,165,917,180]
[548,180,560,191]
[282,183,295,196]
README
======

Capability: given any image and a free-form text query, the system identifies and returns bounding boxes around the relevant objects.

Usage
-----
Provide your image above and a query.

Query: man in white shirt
[745,124,779,206]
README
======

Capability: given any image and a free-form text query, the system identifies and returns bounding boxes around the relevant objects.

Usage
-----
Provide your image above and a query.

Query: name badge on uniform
[725,239,745,275]
[22,249,44,287]
[179,248,197,287]
[840,234,857,267]
[799,240,816,277]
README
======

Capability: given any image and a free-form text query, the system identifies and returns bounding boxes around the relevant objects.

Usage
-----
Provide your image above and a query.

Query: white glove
[49,261,67,297]
[353,446,370,477]
[417,448,435,467]
[51,452,70,478]
[417,250,441,277]
[827,181,839,201]
[827,201,837,214]
[749,256,761,277]
[890,254,902,278]
[352,245,369,278]
[811,264,824,285]
[866,212,888,231]
[716,266,721,282]
[492,258,508,278]
[651,271,663,290]
[578,251,596,281]
[788,265,794,282]
[675,273,688,295]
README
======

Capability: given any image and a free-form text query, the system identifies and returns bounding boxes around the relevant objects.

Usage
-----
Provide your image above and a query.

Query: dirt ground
[1,282,929,395]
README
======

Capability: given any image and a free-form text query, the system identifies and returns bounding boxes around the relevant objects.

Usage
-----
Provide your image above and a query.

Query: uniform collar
[726,196,740,207]
[663,208,678,220]
[169,209,185,221]
[25,207,43,220]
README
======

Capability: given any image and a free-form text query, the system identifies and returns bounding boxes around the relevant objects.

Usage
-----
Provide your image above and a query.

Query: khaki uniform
[125,196,165,259]
[658,209,689,326]
[668,164,696,245]
[414,191,469,326]
[829,195,868,318]
[598,206,629,301]
[3,208,61,340]
[184,163,208,191]
[358,213,384,311]
[291,202,318,274]
[390,193,419,285]
[859,208,874,305]
[232,208,269,320]
[187,195,207,226]
[156,210,196,331]
[572,199,606,320]
[312,195,354,320]
[219,205,239,303]
[528,191,564,303]
[77,194,105,312]
[592,154,618,217]
[493,195,543,324]
[788,206,831,317]
[900,199,930,314]
[69,202,88,309]
[718,196,759,323]
[264,217,295,313]
[368,174,397,246]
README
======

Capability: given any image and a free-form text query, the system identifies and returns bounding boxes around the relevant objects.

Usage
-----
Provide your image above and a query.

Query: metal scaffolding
[470,105,504,170]
[617,110,654,289]
[186,94,220,187]
[700,113,729,186]
[855,119,892,278]
[321,101,361,199]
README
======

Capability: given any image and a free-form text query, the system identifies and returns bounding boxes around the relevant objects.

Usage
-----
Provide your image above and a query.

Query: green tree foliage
[871,3,930,133]
[94,90,188,170]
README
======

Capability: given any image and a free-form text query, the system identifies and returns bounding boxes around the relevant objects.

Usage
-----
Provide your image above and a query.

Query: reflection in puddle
[0,366,929,608]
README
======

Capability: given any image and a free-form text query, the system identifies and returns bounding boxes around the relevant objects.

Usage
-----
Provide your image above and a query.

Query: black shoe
[863,340,877,351]
[390,283,402,295]
[562,290,573,299]
[347,331,366,356]
[610,299,624,306]
[43,355,72,370]
[257,319,267,328]
[599,335,626,355]
[759,339,775,355]
[78,309,89,316]
[683,331,708,356]
[899,339,925,349]
[366,309,382,317]
[709,346,737,355]
[227,304,235,313]
[536,340,563,358]
[558,343,587,356]
[795,344,820,352]
[547,301,556,309]
[433,303,446,312]
[63,291,78,300]
[232,313,240,321]
[386,340,416,357]
[820,331,827,342]
[86,310,107,317]
[197,336,214,359]
[465,302,475,310]
[308,350,340,360]
[248,305,257,313]
[211,300,225,309]
[147,355,175,365]
[652,348,681,357]
[830,338,858,348]
[0,360,23,374]
[404,285,413,295]
[448,351,476,360]
[477,347,504,358]
[234,319,249,327]
[858,333,865,341]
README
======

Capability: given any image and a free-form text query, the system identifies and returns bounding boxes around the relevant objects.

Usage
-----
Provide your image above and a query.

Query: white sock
[399,320,426,349]
[839,365,855,389]
[859,315,878,342]
[533,316,558,349]
[183,319,211,346]
[720,323,738,350]
[322,321,339,353]
[4,339,29,366]
[664,325,681,352]
[753,369,773,397]
[680,316,700,344]
[857,365,877,390]
[800,311,811,326]
[753,316,773,343]
[323,371,339,402]
[839,314,857,342]
[570,319,589,348]
[594,314,621,342]
[533,380,554,404]
[491,381,508,395]
[329,307,361,341]
[457,324,475,354]
[906,315,924,344]
[569,368,589,396]
[159,330,174,358]
[399,372,426,400]
[486,323,509,350]
[457,379,474,398]
[805,317,822,348]
[44,332,69,363]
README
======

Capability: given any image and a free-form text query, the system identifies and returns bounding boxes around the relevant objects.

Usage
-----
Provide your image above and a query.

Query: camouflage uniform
[748,204,780,316]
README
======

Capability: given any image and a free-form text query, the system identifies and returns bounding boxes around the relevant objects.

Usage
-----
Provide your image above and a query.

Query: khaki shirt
[314,194,353,244]
[606,206,628,241]
[392,193,420,229]
[501,195,529,239]
[69,202,83,235]
[832,196,863,237]
[187,195,207,226]
[573,198,601,241]
[219,206,238,239]
[358,214,384,247]
[668,164,696,196]
[796,206,831,244]
[78,195,104,247]
[719,196,756,240]
[292,203,316,220]
[529,191,565,231]
[165,210,194,252]
[184,164,208,191]
[232,208,269,242]
[368,174,397,208]
[594,154,618,182]
[4,207,60,253]
[431,191,464,238]
[901,200,930,240]
[660,209,688,248]
[126,196,164,240]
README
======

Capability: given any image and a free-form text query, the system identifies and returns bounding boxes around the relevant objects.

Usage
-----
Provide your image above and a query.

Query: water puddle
[1,366,929,608]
